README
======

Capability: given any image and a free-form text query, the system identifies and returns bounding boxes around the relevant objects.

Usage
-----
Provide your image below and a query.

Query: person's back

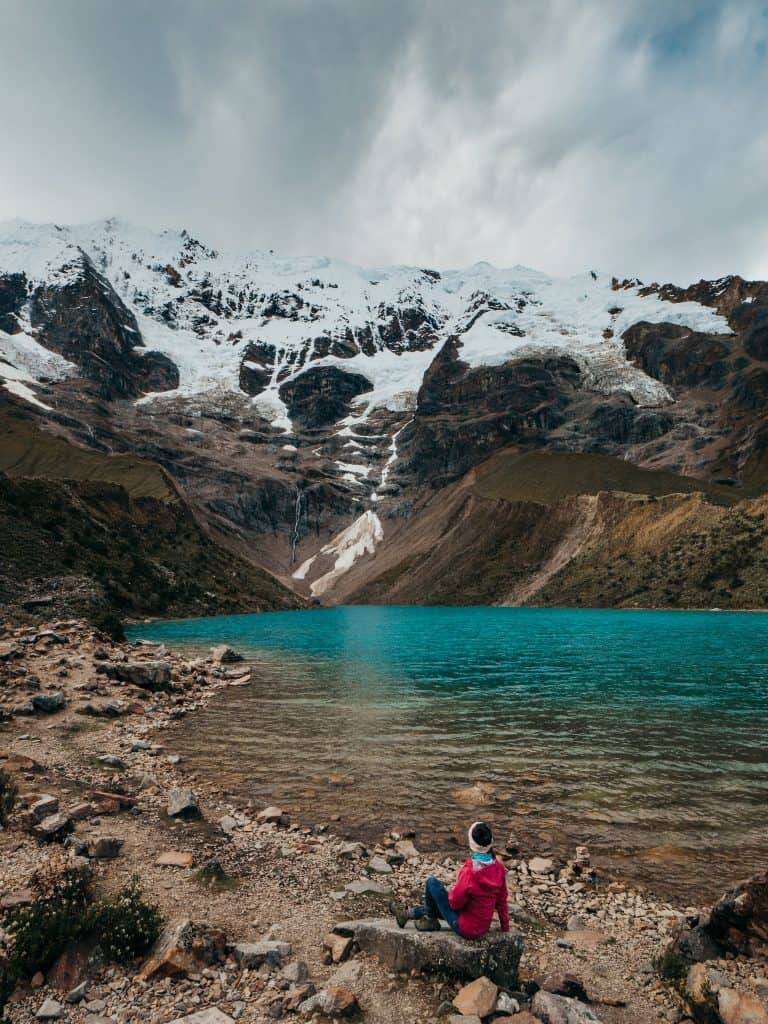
[391,820,509,939]
[449,853,509,938]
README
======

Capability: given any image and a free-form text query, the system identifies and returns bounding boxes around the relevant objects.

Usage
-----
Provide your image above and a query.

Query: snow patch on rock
[294,511,384,596]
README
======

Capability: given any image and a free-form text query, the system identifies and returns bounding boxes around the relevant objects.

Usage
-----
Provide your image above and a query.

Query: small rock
[169,1011,235,1024]
[27,794,59,824]
[210,645,243,664]
[231,941,291,969]
[69,802,97,821]
[344,878,392,896]
[65,981,89,1004]
[336,841,366,860]
[218,815,238,835]
[96,754,127,771]
[36,1000,63,1019]
[167,788,201,819]
[496,992,521,1014]
[529,857,555,875]
[92,836,123,859]
[281,961,309,984]
[32,692,66,713]
[542,974,589,1002]
[531,991,603,1023]
[368,855,393,874]
[323,933,352,964]
[394,839,419,859]
[257,806,287,825]
[298,986,358,1018]
[34,813,73,842]
[453,976,499,1018]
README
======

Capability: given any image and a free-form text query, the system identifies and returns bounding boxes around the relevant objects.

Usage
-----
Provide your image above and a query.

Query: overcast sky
[2,0,767,282]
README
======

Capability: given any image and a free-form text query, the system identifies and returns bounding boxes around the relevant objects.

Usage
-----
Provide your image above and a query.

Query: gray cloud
[1,0,767,282]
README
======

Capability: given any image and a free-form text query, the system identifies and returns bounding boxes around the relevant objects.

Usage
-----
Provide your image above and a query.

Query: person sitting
[390,820,509,938]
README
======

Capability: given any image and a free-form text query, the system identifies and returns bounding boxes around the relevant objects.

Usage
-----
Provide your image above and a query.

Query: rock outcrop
[333,918,524,989]
[670,871,768,960]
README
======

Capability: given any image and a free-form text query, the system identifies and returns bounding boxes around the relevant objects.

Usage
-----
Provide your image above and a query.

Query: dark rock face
[401,337,582,485]
[239,341,278,396]
[29,254,178,399]
[732,367,768,411]
[0,272,28,333]
[743,307,768,361]
[279,366,373,430]
[333,918,523,989]
[669,871,768,960]
[623,321,732,390]
[207,475,355,543]
[588,402,674,446]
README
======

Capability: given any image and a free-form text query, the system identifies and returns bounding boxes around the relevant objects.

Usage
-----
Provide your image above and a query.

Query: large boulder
[685,964,768,1024]
[139,919,227,979]
[333,918,523,989]
[670,872,768,960]
[104,661,172,691]
[707,872,768,957]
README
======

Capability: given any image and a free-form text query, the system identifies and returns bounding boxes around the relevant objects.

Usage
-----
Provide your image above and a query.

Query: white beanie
[468,821,493,854]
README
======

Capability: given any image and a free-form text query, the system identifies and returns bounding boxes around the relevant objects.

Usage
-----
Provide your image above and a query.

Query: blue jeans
[413,876,462,935]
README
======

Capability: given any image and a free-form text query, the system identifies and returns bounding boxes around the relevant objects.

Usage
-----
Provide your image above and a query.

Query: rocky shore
[1,621,766,1024]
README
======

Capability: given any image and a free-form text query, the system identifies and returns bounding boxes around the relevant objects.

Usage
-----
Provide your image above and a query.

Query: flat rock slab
[334,918,523,989]
[156,850,195,867]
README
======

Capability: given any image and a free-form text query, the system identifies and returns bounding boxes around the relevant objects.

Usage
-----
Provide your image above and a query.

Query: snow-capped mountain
[1,218,766,604]
[0,218,729,418]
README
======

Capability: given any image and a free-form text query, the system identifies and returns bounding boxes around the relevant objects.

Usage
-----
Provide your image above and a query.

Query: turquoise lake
[128,606,768,899]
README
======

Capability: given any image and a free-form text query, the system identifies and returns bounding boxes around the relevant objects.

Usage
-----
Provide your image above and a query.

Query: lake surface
[128,606,768,900]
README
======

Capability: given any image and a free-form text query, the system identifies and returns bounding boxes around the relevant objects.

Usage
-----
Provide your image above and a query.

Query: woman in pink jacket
[390,821,510,939]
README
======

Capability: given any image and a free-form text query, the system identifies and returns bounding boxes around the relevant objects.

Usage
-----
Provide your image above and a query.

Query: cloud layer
[2,0,767,281]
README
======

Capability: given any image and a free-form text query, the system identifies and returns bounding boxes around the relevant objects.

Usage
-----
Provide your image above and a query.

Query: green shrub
[652,950,691,982]
[1,856,93,979]
[89,608,126,642]
[88,876,161,965]
[0,767,17,825]
[0,860,161,1013]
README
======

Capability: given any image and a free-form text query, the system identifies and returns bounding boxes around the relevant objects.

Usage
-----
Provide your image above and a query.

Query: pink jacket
[448,857,510,939]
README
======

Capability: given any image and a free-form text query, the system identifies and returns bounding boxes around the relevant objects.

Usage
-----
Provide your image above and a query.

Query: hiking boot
[414,916,441,931]
[389,899,410,929]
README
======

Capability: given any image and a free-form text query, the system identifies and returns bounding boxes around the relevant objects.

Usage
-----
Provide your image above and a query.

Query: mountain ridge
[2,218,768,611]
